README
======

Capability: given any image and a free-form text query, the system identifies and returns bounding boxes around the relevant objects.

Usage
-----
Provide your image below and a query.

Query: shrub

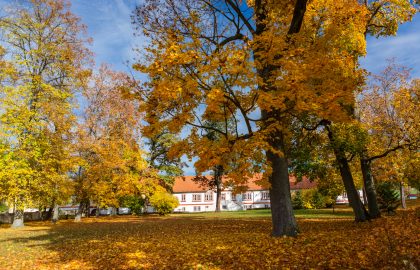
[0,201,7,213]
[376,182,400,214]
[292,191,304,209]
[311,190,326,209]
[293,189,327,210]
[150,190,179,215]
[120,196,145,215]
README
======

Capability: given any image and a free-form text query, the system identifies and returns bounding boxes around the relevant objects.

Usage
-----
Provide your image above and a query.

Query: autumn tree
[74,65,160,221]
[354,0,418,219]
[0,0,91,227]
[133,0,369,236]
[298,0,418,221]
[359,66,419,211]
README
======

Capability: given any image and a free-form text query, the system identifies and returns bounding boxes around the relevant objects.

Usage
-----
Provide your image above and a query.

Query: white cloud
[362,16,420,77]
[71,0,145,72]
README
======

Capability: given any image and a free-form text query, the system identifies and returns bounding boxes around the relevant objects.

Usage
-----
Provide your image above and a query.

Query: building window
[205,192,213,201]
[221,193,226,200]
[192,194,202,202]
[222,205,227,210]
[181,194,186,202]
[243,192,252,201]
[262,192,270,200]
[232,194,237,201]
[181,207,186,212]
[193,206,201,212]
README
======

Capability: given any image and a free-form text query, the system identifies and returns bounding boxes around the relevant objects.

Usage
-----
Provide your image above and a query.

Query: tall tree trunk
[85,200,91,217]
[52,204,59,224]
[74,203,83,222]
[362,188,368,205]
[267,135,298,237]
[326,125,368,222]
[12,208,24,228]
[400,182,406,209]
[12,198,24,228]
[360,157,381,218]
[44,206,53,221]
[252,0,307,237]
[214,165,223,212]
[110,207,117,216]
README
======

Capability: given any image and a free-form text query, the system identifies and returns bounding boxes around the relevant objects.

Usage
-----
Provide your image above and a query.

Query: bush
[292,191,304,209]
[150,191,179,215]
[376,182,400,214]
[0,201,7,213]
[119,196,145,216]
[292,189,327,210]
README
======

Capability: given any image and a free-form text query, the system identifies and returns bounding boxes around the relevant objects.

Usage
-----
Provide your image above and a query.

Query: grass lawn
[172,207,354,219]
[0,206,418,269]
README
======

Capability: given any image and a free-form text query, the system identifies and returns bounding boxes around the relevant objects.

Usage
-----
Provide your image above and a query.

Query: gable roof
[172,174,316,193]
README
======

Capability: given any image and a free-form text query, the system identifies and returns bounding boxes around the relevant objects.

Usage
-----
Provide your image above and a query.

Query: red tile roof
[172,174,316,193]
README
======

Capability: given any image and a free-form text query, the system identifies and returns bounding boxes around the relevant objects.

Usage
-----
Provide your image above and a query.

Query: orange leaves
[0,209,419,269]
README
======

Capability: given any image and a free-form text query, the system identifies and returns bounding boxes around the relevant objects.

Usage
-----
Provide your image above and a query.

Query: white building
[172,175,316,212]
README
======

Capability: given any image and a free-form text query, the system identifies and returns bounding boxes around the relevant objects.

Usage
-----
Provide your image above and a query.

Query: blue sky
[1,0,419,175]
[69,1,420,77]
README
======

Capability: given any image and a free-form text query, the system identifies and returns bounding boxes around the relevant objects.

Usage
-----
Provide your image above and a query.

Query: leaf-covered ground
[0,208,419,270]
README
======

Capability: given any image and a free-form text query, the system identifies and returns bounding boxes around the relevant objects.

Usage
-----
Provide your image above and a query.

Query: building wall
[173,190,271,212]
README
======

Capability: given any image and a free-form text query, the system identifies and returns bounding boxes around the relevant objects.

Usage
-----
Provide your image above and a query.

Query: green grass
[171,207,354,219]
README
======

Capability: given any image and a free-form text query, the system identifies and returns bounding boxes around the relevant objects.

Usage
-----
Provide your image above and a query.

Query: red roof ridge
[172,174,316,193]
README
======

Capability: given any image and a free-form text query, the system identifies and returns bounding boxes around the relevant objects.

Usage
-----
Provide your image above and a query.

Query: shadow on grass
[0,209,418,269]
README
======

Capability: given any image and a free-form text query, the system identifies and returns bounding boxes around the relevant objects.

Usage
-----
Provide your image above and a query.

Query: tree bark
[326,125,368,222]
[362,188,368,205]
[52,204,59,224]
[267,134,298,237]
[12,209,24,228]
[74,203,83,222]
[214,165,223,212]
[400,182,406,209]
[11,198,24,228]
[360,157,381,218]
[44,206,53,221]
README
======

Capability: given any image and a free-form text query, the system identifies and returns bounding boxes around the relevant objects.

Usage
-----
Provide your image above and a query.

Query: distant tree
[358,63,420,217]
[74,65,158,221]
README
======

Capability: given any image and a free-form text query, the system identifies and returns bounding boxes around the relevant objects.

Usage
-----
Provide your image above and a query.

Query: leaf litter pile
[0,209,418,269]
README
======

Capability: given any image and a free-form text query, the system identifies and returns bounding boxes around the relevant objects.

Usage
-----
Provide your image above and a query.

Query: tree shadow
[0,212,418,269]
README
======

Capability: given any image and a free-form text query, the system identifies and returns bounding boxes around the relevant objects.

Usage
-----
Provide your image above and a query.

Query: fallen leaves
[0,208,419,269]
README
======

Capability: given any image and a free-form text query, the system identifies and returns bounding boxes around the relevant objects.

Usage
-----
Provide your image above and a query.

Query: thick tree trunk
[267,135,298,237]
[43,206,53,221]
[96,206,100,217]
[215,165,223,212]
[326,126,368,222]
[110,207,117,216]
[360,157,381,218]
[400,182,406,209]
[12,209,24,228]
[52,204,59,224]
[215,185,222,212]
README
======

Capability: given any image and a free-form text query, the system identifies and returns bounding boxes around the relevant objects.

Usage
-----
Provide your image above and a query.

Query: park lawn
[0,208,419,270]
[172,207,354,219]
